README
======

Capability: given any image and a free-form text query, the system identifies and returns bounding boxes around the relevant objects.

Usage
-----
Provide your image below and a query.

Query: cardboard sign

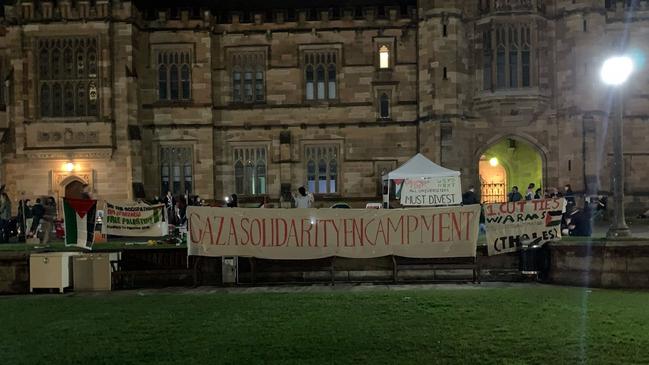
[102,202,168,237]
[484,198,564,255]
[187,205,481,259]
[399,177,462,206]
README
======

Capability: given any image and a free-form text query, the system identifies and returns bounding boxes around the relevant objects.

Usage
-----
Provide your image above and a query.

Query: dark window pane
[233,71,241,102]
[244,71,253,102]
[522,49,530,87]
[52,83,63,117]
[77,82,86,116]
[509,50,518,88]
[40,84,51,117]
[306,65,314,100]
[159,65,168,100]
[181,64,191,99]
[316,65,325,100]
[64,82,75,116]
[170,65,179,100]
[235,161,244,194]
[318,159,327,193]
[327,64,336,99]
[496,48,506,88]
[380,93,390,118]
[39,49,50,79]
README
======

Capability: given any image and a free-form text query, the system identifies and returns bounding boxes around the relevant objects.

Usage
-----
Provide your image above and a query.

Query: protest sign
[484,198,564,255]
[102,202,168,237]
[187,205,480,259]
[399,177,462,206]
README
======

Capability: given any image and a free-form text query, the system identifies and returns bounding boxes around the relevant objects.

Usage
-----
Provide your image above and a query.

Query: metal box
[222,256,238,284]
[73,253,119,291]
[30,252,80,293]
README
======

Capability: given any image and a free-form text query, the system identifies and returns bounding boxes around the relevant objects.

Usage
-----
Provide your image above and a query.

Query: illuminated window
[379,45,390,69]
[233,147,267,195]
[160,146,193,195]
[304,51,337,100]
[231,52,265,104]
[305,145,339,193]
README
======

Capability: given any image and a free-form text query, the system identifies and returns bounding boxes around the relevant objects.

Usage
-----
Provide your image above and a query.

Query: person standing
[292,187,314,208]
[564,184,575,206]
[0,193,11,242]
[508,186,522,202]
[30,198,45,237]
[525,183,535,201]
[534,188,542,200]
[462,186,479,205]
[163,191,176,225]
[41,197,57,244]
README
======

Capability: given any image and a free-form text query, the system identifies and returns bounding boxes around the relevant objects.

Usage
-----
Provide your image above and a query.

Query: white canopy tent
[382,153,462,207]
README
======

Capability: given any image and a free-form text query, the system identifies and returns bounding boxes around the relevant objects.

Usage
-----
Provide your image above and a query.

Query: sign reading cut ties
[102,202,168,237]
[399,177,462,206]
[187,205,481,259]
[484,198,565,256]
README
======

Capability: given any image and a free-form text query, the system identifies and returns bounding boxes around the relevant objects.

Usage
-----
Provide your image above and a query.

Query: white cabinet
[73,253,119,291]
[30,252,80,293]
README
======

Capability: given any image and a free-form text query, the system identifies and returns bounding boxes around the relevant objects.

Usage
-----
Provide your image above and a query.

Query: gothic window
[157,49,191,101]
[231,52,265,104]
[304,51,337,101]
[305,145,339,194]
[482,24,533,90]
[379,45,390,69]
[38,37,99,117]
[233,146,267,195]
[160,146,193,195]
[379,93,390,119]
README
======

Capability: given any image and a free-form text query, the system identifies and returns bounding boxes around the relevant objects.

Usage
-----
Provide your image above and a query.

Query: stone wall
[0,253,29,294]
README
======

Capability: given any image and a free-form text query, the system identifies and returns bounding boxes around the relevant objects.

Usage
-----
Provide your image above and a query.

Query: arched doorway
[478,137,545,203]
[64,180,85,200]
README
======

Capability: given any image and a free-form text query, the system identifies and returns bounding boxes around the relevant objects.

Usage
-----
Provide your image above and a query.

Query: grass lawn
[0,286,647,365]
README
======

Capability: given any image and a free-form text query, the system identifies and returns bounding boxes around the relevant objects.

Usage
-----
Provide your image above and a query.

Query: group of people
[0,184,58,243]
[506,183,576,204]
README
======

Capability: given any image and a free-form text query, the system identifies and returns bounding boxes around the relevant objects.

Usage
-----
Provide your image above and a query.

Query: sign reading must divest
[484,198,565,256]
[187,205,481,259]
[102,202,168,237]
[399,177,462,206]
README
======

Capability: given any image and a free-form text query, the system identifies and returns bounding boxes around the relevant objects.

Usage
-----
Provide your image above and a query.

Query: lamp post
[600,56,634,238]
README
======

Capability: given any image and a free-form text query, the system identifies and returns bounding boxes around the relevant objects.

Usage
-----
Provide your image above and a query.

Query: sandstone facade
[0,0,648,211]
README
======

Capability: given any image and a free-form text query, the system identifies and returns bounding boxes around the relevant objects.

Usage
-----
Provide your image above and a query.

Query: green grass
[0,286,647,364]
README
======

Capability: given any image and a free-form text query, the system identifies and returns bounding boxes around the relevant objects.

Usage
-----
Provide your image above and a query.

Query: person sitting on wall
[508,186,522,202]
[292,187,314,208]
[226,194,238,208]
[569,205,592,237]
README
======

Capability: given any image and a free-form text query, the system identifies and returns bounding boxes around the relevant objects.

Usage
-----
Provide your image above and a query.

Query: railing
[481,182,507,204]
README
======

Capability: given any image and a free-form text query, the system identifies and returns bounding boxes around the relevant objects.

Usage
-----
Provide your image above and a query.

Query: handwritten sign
[484,198,565,255]
[400,177,462,206]
[187,205,481,259]
[102,202,168,237]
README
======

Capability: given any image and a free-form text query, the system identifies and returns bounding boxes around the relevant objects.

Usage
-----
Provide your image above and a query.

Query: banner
[400,177,462,206]
[102,202,168,237]
[187,205,480,259]
[485,198,564,256]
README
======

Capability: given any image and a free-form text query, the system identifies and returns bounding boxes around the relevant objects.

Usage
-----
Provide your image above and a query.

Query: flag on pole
[63,198,98,249]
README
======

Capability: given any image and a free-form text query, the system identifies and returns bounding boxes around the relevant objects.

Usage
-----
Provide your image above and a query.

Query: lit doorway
[479,138,543,203]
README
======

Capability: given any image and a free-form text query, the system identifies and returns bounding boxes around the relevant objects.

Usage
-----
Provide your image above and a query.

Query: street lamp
[600,56,634,238]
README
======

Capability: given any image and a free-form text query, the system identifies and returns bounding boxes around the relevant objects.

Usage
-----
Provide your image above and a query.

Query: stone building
[0,0,648,211]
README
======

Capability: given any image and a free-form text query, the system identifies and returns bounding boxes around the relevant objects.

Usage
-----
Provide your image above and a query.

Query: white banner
[485,198,565,255]
[188,205,481,259]
[399,177,462,206]
[102,202,168,237]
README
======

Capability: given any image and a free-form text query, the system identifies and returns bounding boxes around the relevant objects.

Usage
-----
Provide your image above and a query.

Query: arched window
[244,71,253,102]
[169,64,179,100]
[51,49,61,79]
[233,147,268,195]
[160,146,193,195]
[40,84,51,116]
[64,82,75,116]
[483,30,492,90]
[379,93,390,119]
[316,65,325,100]
[77,82,87,116]
[379,45,390,69]
[318,159,328,193]
[327,64,336,99]
[63,47,74,78]
[158,65,168,100]
[509,27,519,88]
[234,161,244,195]
[304,51,338,101]
[305,65,314,100]
[181,64,191,99]
[39,48,50,79]
[233,71,241,102]
[329,159,337,193]
[307,160,316,193]
[52,83,63,117]
[522,26,531,87]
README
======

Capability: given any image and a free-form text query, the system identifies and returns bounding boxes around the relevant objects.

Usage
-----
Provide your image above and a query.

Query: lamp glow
[64,162,75,172]
[489,157,499,167]
[600,56,634,86]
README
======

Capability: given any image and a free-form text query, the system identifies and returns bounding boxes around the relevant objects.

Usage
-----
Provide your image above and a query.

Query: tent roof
[384,153,460,180]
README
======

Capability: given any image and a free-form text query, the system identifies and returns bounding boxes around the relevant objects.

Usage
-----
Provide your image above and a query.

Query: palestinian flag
[545,210,563,227]
[63,198,98,249]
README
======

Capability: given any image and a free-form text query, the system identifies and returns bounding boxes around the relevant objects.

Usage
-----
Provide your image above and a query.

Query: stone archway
[476,134,548,203]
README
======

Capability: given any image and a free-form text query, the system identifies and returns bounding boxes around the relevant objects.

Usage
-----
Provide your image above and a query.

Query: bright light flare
[489,157,499,167]
[600,56,634,86]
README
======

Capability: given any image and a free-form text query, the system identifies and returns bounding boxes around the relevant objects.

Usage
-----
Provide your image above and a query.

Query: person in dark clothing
[534,188,542,200]
[163,191,176,225]
[462,186,479,205]
[226,194,238,208]
[177,195,187,225]
[569,206,592,237]
[508,186,522,202]
[525,183,535,201]
[30,198,45,237]
[564,184,575,206]
[17,199,32,241]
